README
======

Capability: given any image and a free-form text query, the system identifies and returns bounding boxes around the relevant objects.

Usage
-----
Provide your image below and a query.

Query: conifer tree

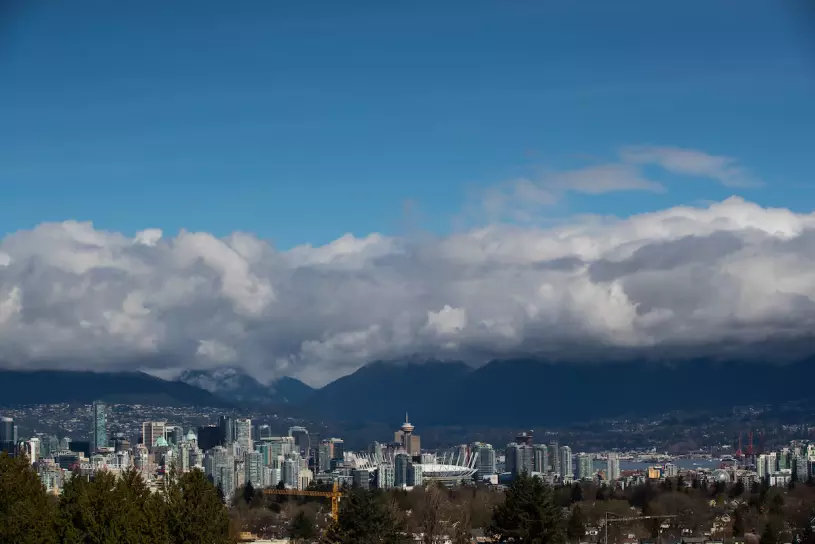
[288,510,318,543]
[322,489,407,544]
[567,505,587,544]
[164,467,232,544]
[0,452,57,544]
[488,473,566,544]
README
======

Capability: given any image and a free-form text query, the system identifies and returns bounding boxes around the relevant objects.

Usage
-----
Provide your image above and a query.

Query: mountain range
[290,357,815,427]
[2,357,814,426]
[0,369,229,407]
[178,367,314,405]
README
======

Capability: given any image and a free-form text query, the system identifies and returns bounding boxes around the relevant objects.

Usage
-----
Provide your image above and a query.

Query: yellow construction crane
[263,480,343,521]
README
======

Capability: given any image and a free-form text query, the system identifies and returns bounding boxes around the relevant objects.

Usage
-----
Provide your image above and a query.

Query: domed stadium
[349,449,479,484]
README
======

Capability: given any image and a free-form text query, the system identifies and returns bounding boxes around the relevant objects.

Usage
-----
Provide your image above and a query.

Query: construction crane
[263,480,343,522]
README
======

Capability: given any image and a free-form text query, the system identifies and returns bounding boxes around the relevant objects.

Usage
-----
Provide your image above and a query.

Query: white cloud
[1,197,814,387]
[621,145,763,188]
[548,163,665,194]
[134,228,163,247]
[425,305,468,336]
[479,145,761,219]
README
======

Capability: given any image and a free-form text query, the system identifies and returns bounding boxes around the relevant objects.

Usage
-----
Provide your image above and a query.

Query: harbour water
[593,458,720,472]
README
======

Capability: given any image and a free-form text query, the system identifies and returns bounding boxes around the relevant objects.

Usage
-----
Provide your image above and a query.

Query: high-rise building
[257,424,272,440]
[246,451,263,488]
[506,443,534,476]
[288,426,310,457]
[255,442,271,466]
[198,425,221,452]
[167,426,183,446]
[549,442,560,474]
[353,468,372,489]
[378,463,395,489]
[473,442,496,478]
[560,446,573,480]
[794,454,809,481]
[205,446,235,499]
[0,417,15,456]
[577,453,593,480]
[330,438,345,462]
[264,436,295,459]
[315,440,332,473]
[607,453,620,481]
[757,455,768,479]
[20,438,40,464]
[282,457,299,488]
[141,421,166,450]
[235,419,252,452]
[778,449,791,471]
[218,416,234,446]
[408,462,423,487]
[532,444,548,474]
[766,452,778,475]
[298,469,313,490]
[395,452,410,487]
[91,401,107,452]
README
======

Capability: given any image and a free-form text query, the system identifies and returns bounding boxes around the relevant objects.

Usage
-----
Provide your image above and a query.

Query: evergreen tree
[566,505,587,544]
[730,480,746,498]
[322,489,407,544]
[114,468,170,544]
[0,452,57,544]
[288,510,317,543]
[570,483,584,504]
[732,504,748,537]
[488,473,566,544]
[164,468,232,544]
[56,470,126,544]
[243,481,256,505]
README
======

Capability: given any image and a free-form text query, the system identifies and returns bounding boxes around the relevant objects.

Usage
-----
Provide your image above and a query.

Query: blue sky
[2,0,813,249]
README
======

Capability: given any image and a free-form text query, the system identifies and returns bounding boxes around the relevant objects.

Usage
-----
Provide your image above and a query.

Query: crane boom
[263,480,343,521]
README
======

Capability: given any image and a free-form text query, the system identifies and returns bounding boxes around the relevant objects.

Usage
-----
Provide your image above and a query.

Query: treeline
[0,452,231,544]
[8,447,815,544]
[233,474,815,543]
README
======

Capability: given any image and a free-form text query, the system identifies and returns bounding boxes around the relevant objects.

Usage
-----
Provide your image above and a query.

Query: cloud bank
[1,197,814,387]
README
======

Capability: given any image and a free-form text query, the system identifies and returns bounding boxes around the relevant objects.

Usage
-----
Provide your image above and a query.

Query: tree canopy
[1,455,232,544]
[322,489,407,544]
[488,473,566,544]
[0,452,57,544]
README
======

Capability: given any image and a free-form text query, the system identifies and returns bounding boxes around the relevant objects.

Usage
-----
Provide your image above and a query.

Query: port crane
[263,480,343,521]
